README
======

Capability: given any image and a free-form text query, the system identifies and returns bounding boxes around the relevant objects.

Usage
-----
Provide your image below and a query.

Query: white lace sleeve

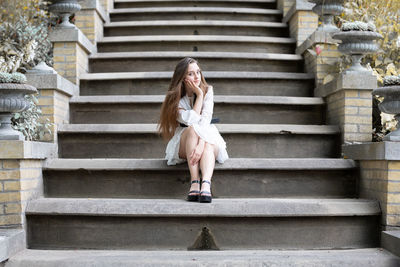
[199,86,214,126]
[178,100,201,126]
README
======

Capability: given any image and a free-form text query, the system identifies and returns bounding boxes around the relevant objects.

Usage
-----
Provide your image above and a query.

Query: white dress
[165,86,229,165]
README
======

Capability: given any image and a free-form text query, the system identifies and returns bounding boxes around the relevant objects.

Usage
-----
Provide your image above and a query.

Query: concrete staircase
[6,0,400,265]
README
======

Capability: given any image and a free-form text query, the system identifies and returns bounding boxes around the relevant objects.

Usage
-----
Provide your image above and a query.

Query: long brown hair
[158,57,209,140]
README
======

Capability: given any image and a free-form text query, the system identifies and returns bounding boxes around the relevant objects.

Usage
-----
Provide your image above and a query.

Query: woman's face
[185,63,201,88]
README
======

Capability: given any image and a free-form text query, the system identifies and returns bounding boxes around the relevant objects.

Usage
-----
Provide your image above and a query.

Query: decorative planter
[0,83,37,140]
[49,0,81,28]
[308,0,345,32]
[332,31,383,72]
[372,85,400,141]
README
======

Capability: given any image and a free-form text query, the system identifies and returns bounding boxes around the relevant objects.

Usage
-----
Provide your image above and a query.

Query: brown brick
[0,192,20,202]
[4,181,20,191]
[2,160,19,169]
[0,215,22,226]
[5,203,21,214]
[0,170,20,180]
[388,171,400,180]
[389,162,400,171]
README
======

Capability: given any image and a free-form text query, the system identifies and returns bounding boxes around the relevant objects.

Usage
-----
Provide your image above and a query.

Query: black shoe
[187,180,200,202]
[199,180,212,203]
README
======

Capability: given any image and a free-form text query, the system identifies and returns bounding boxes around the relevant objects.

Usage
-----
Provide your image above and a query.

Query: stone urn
[49,0,81,28]
[308,0,345,32]
[332,30,383,72]
[0,83,37,140]
[372,85,400,141]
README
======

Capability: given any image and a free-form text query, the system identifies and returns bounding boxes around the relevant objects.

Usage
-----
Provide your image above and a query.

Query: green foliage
[0,72,27,83]
[0,0,53,73]
[11,94,52,141]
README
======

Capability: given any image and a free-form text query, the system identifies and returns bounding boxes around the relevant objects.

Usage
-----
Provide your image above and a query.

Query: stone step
[57,124,340,158]
[109,7,283,22]
[97,35,296,53]
[104,20,289,37]
[114,0,276,9]
[79,71,314,97]
[25,198,380,250]
[69,95,325,124]
[43,158,357,199]
[89,51,303,73]
[6,249,400,267]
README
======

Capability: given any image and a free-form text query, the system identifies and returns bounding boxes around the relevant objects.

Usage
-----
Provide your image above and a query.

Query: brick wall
[75,9,104,44]
[360,160,400,230]
[53,42,89,85]
[326,89,372,143]
[277,0,296,17]
[289,11,318,46]
[0,160,42,227]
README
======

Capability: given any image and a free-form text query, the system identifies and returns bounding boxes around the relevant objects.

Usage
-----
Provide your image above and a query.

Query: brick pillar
[50,27,96,85]
[283,0,318,47]
[76,0,109,44]
[277,0,296,17]
[26,72,79,142]
[315,72,377,144]
[0,141,56,227]
[344,142,400,231]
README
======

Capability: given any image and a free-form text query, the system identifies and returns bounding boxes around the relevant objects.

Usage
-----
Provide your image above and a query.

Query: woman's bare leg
[179,127,201,193]
[199,143,219,195]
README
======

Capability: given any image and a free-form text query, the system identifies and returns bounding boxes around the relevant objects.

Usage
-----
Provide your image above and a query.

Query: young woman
[158,57,229,203]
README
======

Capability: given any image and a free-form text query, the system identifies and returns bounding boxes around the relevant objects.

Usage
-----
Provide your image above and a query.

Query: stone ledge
[283,0,314,23]
[26,73,79,97]
[315,72,378,97]
[296,31,339,55]
[382,231,400,257]
[78,0,109,23]
[0,229,25,263]
[26,198,380,217]
[343,141,400,161]
[0,141,57,159]
[49,27,96,54]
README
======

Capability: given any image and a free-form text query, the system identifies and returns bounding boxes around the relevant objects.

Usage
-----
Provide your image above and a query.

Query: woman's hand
[185,79,203,97]
[189,142,205,166]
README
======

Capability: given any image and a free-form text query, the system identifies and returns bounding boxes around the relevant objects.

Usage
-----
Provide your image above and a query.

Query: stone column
[76,0,109,44]
[283,0,318,47]
[344,142,400,231]
[26,71,79,142]
[50,27,96,85]
[315,72,377,144]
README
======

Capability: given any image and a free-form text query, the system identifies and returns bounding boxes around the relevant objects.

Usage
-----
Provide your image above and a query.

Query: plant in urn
[372,76,400,141]
[332,21,383,73]
[49,0,81,28]
[307,0,345,32]
[0,73,37,140]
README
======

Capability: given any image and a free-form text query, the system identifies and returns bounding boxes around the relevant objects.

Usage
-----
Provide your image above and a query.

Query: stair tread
[99,35,295,43]
[26,198,380,217]
[7,248,399,266]
[80,71,314,80]
[44,158,356,170]
[110,7,282,14]
[90,51,302,60]
[58,124,339,134]
[70,95,324,105]
[105,20,287,27]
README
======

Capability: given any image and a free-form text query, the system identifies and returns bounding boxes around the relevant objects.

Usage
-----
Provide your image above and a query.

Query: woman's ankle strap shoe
[187,180,201,202]
[199,180,212,203]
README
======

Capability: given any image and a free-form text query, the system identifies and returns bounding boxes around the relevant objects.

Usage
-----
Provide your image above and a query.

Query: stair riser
[27,215,379,250]
[104,26,288,37]
[114,1,276,9]
[43,169,357,198]
[57,133,340,158]
[89,58,303,73]
[110,13,281,22]
[70,103,325,124]
[97,42,295,54]
[80,78,314,97]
